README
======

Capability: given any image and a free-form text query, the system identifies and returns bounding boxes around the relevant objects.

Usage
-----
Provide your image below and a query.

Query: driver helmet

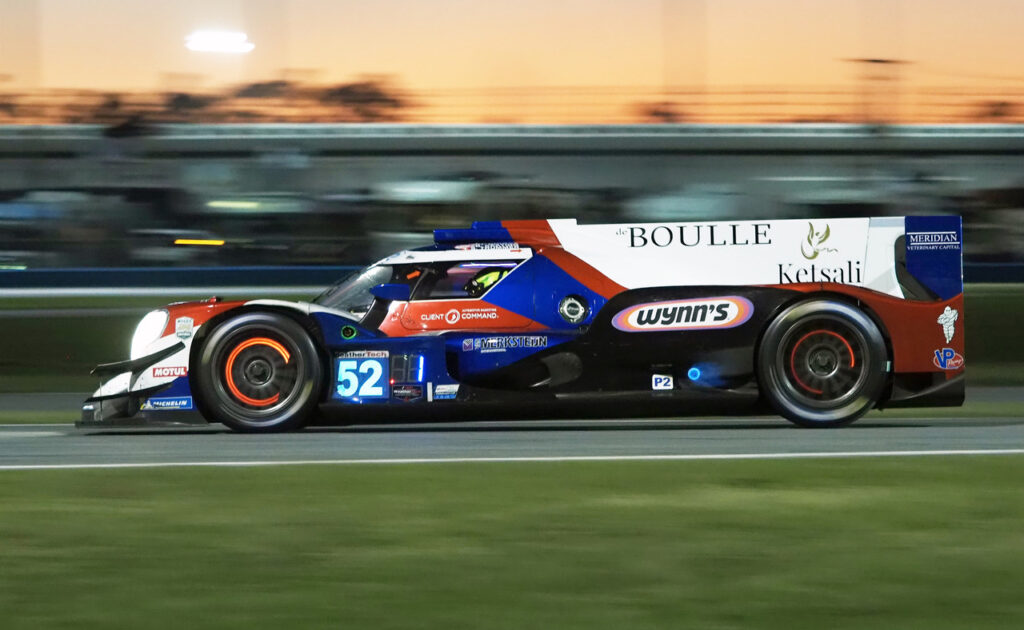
[464,267,509,297]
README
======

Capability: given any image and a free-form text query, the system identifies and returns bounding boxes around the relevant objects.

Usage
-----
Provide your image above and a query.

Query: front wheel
[757,299,888,428]
[194,311,324,432]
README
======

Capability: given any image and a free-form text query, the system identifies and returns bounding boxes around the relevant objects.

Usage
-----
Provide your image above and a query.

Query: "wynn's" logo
[612,297,754,332]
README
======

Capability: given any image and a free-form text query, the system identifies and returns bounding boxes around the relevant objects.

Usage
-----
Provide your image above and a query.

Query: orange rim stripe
[789,329,855,395]
[224,337,291,407]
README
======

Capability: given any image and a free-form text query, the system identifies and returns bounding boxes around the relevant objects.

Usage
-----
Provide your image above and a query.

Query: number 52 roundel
[334,352,389,400]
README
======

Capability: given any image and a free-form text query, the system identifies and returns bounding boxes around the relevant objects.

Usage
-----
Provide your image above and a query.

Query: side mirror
[370,283,411,302]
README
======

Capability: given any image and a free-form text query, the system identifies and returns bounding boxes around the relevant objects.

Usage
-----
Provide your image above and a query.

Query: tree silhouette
[976,100,1016,121]
[164,92,218,121]
[635,101,686,123]
[234,81,293,99]
[320,78,406,122]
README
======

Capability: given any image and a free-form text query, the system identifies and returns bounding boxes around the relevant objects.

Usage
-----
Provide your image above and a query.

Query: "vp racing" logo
[933,348,964,370]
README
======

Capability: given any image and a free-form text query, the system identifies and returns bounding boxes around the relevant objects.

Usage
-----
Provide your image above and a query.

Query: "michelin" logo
[612,297,753,332]
[142,397,193,410]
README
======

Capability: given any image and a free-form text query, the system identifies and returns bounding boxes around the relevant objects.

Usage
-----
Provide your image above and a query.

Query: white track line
[2,449,1024,471]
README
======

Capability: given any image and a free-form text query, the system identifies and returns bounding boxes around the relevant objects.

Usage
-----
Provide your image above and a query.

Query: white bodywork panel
[547,217,901,297]
[379,246,532,265]
[90,325,198,398]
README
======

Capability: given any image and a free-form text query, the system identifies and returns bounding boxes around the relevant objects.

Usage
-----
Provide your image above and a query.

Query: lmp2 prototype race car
[81,216,965,432]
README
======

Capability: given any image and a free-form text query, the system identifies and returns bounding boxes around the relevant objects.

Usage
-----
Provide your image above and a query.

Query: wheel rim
[216,333,303,418]
[775,316,869,409]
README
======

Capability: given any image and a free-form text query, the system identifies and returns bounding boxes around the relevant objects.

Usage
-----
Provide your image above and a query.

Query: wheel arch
[752,289,895,411]
[754,289,894,364]
[188,305,333,409]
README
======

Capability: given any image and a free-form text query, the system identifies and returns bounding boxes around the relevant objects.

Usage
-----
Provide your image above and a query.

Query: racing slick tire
[194,311,324,432]
[757,299,887,428]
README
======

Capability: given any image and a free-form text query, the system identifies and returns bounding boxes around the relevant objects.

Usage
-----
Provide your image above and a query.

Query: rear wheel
[757,299,887,428]
[195,311,323,432]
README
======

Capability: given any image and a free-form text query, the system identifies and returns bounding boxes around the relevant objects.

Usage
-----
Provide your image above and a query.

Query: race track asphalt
[0,390,1022,468]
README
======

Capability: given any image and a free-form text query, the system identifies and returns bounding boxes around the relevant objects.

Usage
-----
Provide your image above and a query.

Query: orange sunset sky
[1,0,1023,122]
[0,0,1020,90]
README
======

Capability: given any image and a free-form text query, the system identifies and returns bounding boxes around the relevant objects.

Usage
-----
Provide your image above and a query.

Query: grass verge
[0,410,75,424]
[1,457,1023,629]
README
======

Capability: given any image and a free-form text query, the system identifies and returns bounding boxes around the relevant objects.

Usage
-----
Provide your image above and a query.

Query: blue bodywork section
[449,333,574,376]
[434,222,514,244]
[328,335,451,404]
[145,376,194,410]
[306,241,608,405]
[904,216,963,300]
[311,304,575,404]
[313,310,458,404]
[484,254,605,329]
[313,312,382,346]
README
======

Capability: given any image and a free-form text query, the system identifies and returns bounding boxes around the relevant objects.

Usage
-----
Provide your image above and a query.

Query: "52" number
[336,358,387,398]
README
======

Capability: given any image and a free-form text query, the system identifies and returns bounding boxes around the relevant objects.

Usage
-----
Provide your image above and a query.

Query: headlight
[130,310,169,360]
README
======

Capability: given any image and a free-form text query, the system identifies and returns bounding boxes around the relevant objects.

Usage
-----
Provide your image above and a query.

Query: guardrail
[0,266,359,297]
[4,123,1024,157]
[6,123,1024,139]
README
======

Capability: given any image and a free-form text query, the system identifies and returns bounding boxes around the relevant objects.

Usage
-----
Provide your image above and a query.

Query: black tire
[194,311,323,432]
[757,299,887,428]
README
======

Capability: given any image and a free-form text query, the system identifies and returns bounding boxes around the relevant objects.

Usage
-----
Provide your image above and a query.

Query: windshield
[313,265,394,317]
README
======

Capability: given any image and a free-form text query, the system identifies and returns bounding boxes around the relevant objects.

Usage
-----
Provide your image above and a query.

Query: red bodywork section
[161,300,245,338]
[827,285,964,376]
[377,299,548,336]
[768,283,964,376]
[503,219,626,299]
[503,219,562,248]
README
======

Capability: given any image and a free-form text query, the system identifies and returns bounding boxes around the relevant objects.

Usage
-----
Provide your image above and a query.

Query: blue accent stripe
[433,227,514,244]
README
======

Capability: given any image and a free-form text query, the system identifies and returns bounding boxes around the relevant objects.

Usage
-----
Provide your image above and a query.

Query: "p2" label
[651,374,674,390]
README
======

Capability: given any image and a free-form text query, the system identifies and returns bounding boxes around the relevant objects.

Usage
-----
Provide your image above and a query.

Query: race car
[80,216,965,431]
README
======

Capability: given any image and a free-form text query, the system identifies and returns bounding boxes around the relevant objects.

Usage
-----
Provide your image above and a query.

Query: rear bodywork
[81,215,964,427]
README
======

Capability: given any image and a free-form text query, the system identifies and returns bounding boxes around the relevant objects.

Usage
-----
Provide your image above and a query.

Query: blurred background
[4,8,1023,627]
[1,0,1023,275]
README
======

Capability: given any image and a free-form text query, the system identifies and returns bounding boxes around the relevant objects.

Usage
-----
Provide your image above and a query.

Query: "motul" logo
[152,366,188,378]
